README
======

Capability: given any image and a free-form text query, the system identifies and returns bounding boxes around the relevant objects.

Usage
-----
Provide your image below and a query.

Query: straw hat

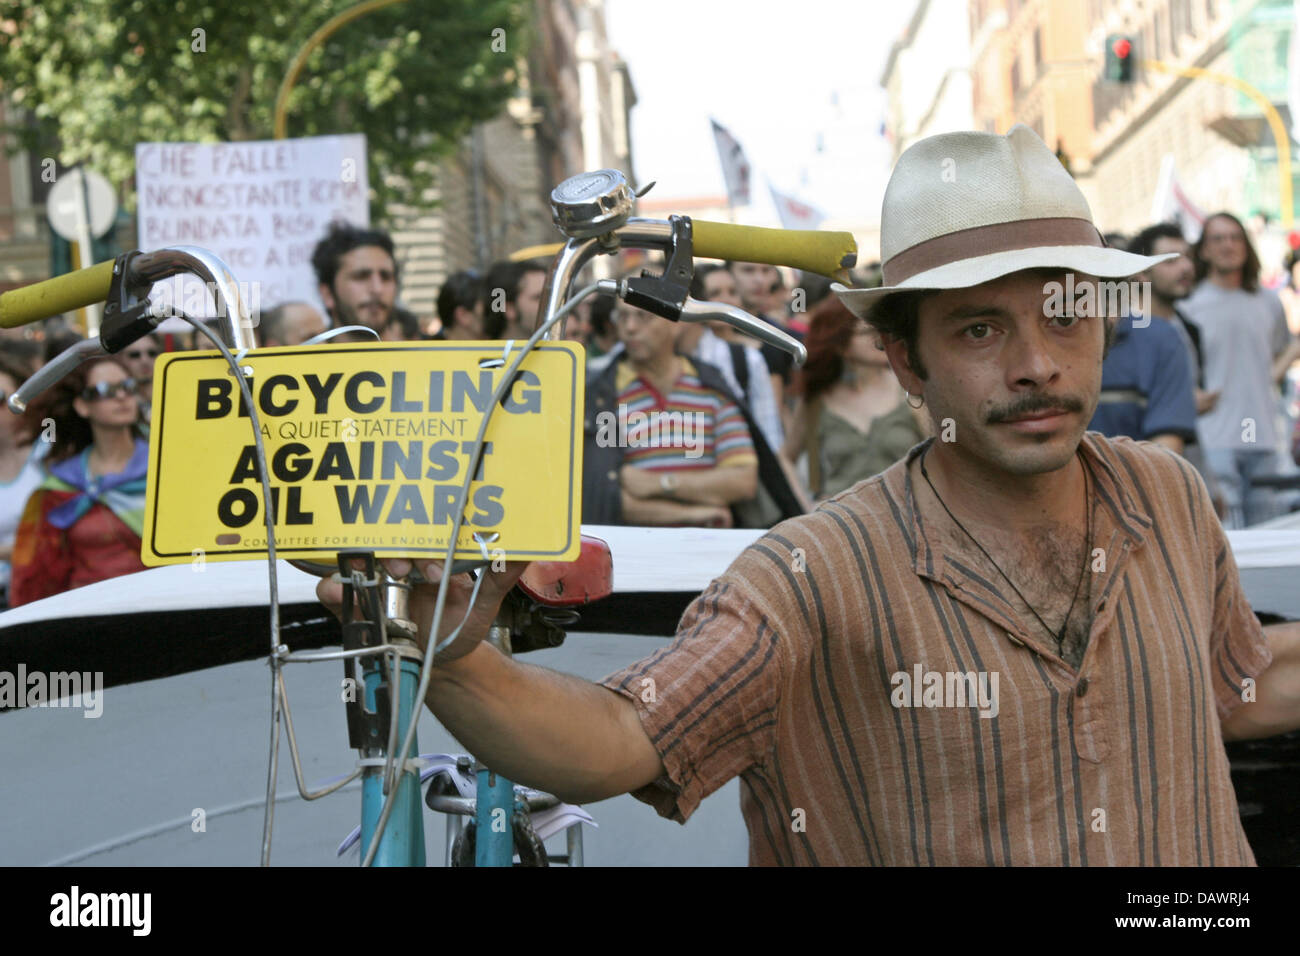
[833,124,1174,317]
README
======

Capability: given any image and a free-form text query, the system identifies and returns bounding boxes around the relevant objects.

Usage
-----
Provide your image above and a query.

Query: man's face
[279,304,328,346]
[885,269,1104,478]
[564,298,592,346]
[459,300,486,337]
[617,304,676,365]
[1199,216,1248,274]
[703,269,744,310]
[510,269,546,335]
[1145,236,1195,303]
[730,262,781,310]
[320,246,397,332]
[121,336,161,384]
[702,269,744,336]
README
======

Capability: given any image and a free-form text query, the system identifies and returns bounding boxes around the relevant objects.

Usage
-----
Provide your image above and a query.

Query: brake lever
[7,338,107,414]
[678,297,807,366]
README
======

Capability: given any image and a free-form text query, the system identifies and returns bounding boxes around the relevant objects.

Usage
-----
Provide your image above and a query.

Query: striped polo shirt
[614,358,756,471]
[599,432,1273,865]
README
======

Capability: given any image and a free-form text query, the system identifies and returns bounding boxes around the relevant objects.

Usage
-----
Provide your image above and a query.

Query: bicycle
[0,166,856,866]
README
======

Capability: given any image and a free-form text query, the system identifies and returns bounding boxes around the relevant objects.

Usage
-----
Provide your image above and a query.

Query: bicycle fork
[474,622,517,867]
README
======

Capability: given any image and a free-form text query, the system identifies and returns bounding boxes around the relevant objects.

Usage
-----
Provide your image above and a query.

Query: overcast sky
[604,0,916,225]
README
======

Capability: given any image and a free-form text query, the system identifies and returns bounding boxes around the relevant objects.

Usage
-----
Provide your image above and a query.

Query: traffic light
[1105,34,1135,83]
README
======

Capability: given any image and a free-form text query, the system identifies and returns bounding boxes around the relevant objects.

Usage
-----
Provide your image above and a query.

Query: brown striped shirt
[598,433,1273,865]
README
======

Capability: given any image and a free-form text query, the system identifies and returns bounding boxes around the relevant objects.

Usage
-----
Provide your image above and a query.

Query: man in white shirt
[1181,212,1300,527]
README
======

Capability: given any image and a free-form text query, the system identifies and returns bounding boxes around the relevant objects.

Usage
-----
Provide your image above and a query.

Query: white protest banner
[135,134,369,324]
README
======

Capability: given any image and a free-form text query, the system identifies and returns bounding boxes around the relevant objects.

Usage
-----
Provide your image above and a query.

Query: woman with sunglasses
[0,351,49,609]
[8,356,148,606]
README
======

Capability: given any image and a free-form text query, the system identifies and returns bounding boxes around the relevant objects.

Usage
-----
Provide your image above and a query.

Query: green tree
[0,0,531,219]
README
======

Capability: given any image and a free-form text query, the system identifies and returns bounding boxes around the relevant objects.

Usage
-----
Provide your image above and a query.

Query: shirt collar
[615,355,699,393]
[891,433,1153,589]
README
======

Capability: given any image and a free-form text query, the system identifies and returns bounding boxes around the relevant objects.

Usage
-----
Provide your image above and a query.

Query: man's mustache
[986,393,1085,424]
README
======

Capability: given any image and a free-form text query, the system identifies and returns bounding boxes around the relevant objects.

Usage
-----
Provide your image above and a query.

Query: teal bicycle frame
[358,655,426,866]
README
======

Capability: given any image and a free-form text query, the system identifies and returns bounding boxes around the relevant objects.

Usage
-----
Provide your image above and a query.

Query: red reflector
[516,535,614,607]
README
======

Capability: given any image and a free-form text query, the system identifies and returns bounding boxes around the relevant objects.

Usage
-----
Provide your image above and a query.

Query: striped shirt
[599,433,1273,865]
[615,358,756,471]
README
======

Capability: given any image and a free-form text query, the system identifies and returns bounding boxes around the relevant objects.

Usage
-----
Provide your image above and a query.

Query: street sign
[46,168,117,241]
[142,341,584,566]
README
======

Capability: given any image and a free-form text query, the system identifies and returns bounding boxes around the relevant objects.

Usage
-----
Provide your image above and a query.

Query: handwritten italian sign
[134,134,369,317]
[142,342,583,565]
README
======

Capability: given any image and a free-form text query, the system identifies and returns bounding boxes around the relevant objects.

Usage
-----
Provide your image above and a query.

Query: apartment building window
[1034,28,1043,68]
[1154,9,1166,59]
[1011,60,1021,93]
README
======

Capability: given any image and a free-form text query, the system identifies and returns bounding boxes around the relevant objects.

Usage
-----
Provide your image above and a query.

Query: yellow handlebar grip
[0,260,116,329]
[692,221,858,283]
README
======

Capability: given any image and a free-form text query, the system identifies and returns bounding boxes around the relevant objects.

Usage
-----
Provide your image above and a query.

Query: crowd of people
[4,205,1300,609]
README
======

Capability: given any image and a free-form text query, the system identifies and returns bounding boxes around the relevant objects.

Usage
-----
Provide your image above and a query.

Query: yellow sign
[143,342,584,565]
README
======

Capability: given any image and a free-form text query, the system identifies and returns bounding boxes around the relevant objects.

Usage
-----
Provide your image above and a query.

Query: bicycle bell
[550,169,635,239]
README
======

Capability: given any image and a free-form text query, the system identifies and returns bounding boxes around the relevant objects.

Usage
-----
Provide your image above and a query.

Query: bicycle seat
[516,535,613,607]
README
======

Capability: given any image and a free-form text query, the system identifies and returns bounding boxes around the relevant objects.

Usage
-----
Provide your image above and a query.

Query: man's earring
[906,391,924,409]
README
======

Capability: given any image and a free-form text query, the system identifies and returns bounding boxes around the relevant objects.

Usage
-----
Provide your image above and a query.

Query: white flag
[769,184,826,230]
[711,119,752,207]
[1149,153,1205,242]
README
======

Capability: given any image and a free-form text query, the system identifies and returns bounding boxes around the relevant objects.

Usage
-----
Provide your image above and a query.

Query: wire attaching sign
[142,342,584,565]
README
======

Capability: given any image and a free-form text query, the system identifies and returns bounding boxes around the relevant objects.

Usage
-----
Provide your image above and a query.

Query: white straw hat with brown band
[833,124,1178,318]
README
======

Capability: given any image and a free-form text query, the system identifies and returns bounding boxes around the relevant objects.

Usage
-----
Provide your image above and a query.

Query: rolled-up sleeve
[1202,491,1274,721]
[598,567,790,823]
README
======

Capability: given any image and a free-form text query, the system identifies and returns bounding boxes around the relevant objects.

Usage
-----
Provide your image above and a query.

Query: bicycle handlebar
[691,220,857,283]
[537,216,858,352]
[0,260,116,329]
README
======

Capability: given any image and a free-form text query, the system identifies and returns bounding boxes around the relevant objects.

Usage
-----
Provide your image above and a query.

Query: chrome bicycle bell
[550,169,635,239]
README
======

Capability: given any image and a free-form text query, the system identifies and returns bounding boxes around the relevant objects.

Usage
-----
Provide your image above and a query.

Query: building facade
[385,0,637,319]
[881,0,976,163]
[968,0,1096,170]
[1081,0,1272,237]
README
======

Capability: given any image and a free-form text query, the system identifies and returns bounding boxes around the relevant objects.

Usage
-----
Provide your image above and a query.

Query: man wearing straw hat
[319,125,1300,865]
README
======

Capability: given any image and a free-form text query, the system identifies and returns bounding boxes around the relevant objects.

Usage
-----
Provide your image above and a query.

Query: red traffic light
[1112,37,1132,59]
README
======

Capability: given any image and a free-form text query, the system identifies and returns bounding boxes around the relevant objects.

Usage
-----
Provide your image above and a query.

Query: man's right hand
[1196,388,1221,415]
[315,557,530,664]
